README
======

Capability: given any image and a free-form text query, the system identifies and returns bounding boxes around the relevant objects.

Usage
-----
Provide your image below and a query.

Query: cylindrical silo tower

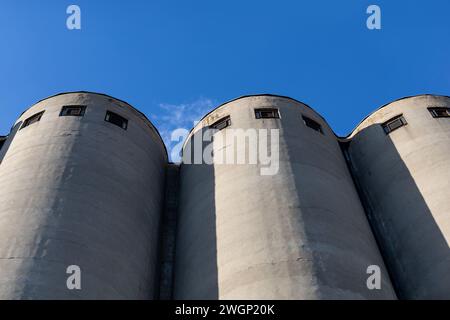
[173,94,396,299]
[346,94,450,299]
[0,92,167,299]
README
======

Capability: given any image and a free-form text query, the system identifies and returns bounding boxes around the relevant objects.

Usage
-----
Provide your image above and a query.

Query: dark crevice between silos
[0,122,22,165]
[338,140,400,298]
[156,163,181,300]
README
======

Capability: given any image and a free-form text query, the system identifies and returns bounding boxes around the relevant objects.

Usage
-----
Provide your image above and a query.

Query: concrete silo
[346,95,450,299]
[0,92,167,299]
[173,94,396,299]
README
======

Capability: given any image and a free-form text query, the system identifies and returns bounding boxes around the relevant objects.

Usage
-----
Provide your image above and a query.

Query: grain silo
[0,92,167,299]
[346,95,450,299]
[173,94,396,299]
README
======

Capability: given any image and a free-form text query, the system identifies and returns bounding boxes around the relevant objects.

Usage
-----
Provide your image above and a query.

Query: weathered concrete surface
[174,95,396,299]
[0,92,167,299]
[3,92,448,300]
[347,95,450,299]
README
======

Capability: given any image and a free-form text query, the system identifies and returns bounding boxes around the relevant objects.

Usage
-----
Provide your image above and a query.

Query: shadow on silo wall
[283,119,396,299]
[173,127,218,299]
[0,122,22,164]
[347,123,450,299]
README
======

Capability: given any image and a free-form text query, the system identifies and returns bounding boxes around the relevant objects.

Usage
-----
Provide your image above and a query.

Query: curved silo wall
[347,95,450,299]
[0,92,167,299]
[174,95,396,299]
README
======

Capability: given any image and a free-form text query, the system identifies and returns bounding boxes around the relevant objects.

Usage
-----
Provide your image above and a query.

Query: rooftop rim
[346,93,450,140]
[181,93,450,150]
[181,93,332,150]
[15,91,168,158]
[7,92,447,160]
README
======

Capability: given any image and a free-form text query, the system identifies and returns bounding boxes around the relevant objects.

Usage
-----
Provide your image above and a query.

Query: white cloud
[151,97,215,162]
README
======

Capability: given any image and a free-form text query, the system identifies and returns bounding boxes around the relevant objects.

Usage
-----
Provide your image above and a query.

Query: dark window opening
[60,105,86,117]
[255,108,280,119]
[302,115,323,134]
[210,116,231,131]
[21,111,45,130]
[382,115,407,134]
[428,107,450,118]
[105,111,128,130]
[0,137,5,150]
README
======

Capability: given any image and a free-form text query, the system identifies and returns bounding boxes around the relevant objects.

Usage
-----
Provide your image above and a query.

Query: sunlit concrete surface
[174,95,396,299]
[0,92,448,300]
[0,92,167,299]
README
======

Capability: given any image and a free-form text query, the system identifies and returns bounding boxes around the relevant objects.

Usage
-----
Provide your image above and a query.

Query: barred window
[428,107,450,118]
[105,111,128,130]
[302,115,323,134]
[60,105,86,117]
[382,115,407,134]
[210,116,231,131]
[255,108,280,119]
[21,111,45,130]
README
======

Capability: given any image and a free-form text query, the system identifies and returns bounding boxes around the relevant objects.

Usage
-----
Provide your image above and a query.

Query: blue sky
[1,1,450,150]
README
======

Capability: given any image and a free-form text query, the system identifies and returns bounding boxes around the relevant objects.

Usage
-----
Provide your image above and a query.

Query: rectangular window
[60,105,86,117]
[21,111,45,130]
[255,108,280,119]
[211,116,231,131]
[428,107,450,118]
[302,115,323,134]
[105,111,128,130]
[382,115,407,134]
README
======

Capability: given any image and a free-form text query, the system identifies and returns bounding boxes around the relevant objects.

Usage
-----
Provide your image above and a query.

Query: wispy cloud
[151,97,216,162]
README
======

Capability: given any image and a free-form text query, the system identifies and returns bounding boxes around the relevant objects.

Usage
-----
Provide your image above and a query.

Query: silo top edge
[10,91,448,160]
[181,93,329,150]
[181,93,450,151]
[195,93,326,124]
[18,91,168,159]
[344,93,450,140]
